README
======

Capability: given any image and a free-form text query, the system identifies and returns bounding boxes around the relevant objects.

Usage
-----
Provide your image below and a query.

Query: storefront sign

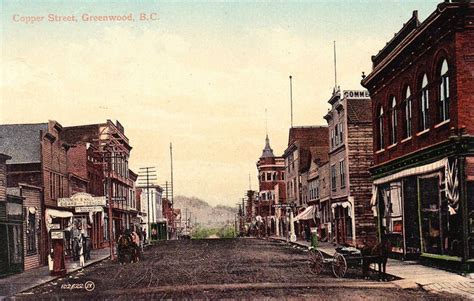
[58,193,106,207]
[50,224,61,230]
[131,217,141,224]
[51,231,64,239]
[343,90,370,99]
[75,206,102,213]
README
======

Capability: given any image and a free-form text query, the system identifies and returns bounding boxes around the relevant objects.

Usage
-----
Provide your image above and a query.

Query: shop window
[379,182,403,253]
[468,181,474,259]
[419,173,462,257]
[439,59,450,122]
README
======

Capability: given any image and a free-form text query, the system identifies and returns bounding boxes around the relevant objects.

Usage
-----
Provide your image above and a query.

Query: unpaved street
[18,239,456,299]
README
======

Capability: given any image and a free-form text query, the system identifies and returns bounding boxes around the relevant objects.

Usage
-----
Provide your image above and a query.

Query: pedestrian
[78,225,85,268]
[305,224,311,242]
[142,228,147,245]
[131,231,140,262]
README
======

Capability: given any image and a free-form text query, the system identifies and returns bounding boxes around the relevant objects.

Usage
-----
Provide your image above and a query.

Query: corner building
[361,1,474,271]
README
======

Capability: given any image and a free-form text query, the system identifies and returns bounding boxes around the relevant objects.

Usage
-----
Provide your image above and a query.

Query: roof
[287,126,328,147]
[0,123,48,164]
[362,1,472,87]
[260,135,275,158]
[346,98,372,124]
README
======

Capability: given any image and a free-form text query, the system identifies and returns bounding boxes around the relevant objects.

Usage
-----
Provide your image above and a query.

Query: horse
[361,239,390,281]
[117,234,132,264]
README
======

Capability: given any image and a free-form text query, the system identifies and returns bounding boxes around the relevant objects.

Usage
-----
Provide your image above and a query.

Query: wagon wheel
[332,253,347,278]
[308,249,324,275]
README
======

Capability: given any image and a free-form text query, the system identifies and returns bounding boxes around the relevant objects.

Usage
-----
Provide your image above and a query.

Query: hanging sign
[75,206,103,213]
[51,231,64,239]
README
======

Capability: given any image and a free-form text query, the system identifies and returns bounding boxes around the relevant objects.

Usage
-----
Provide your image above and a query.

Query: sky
[1,0,441,207]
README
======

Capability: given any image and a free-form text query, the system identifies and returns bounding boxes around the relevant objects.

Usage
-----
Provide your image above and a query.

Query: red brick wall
[368,23,457,166]
[455,21,474,133]
[67,145,87,179]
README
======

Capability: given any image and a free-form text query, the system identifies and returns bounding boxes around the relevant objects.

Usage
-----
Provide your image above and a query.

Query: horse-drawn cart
[308,246,387,279]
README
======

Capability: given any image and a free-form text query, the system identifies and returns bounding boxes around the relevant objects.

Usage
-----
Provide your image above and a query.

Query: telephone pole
[138,167,157,241]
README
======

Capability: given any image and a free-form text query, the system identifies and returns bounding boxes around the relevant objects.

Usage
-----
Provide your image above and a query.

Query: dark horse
[361,239,390,281]
[117,234,132,264]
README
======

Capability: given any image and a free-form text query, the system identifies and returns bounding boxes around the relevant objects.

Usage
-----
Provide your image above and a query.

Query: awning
[331,201,352,218]
[45,208,74,232]
[294,205,315,221]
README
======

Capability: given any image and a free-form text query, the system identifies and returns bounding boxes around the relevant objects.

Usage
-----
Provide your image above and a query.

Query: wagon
[308,246,384,278]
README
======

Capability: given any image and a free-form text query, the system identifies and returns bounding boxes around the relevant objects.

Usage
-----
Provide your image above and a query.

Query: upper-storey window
[439,59,450,122]
[420,74,429,131]
[390,96,397,145]
[377,106,384,150]
[403,86,412,138]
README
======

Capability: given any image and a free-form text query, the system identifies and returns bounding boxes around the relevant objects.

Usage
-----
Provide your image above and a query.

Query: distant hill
[173,196,237,228]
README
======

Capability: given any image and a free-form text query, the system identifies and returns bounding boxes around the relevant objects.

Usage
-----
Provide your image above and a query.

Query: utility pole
[289,75,293,128]
[138,167,157,241]
[170,143,174,208]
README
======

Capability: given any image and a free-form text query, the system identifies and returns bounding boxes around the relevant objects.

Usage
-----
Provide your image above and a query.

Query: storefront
[371,156,473,270]
[0,195,24,276]
[331,201,354,245]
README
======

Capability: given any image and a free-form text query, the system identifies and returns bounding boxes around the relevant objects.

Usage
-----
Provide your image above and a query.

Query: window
[390,97,397,145]
[420,74,429,131]
[331,165,336,191]
[339,160,346,188]
[281,172,285,180]
[439,59,450,122]
[27,210,37,254]
[335,124,339,146]
[377,106,384,150]
[261,173,265,182]
[339,122,344,144]
[403,86,412,138]
[331,129,335,148]
[266,172,271,181]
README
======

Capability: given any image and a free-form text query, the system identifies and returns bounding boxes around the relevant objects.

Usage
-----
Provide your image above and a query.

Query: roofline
[362,1,460,86]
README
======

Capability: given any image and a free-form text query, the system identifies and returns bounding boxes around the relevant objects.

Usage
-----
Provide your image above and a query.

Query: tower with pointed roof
[256,135,286,236]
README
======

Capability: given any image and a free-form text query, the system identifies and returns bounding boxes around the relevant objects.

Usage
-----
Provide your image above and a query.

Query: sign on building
[343,90,370,99]
[58,192,106,207]
[75,206,103,213]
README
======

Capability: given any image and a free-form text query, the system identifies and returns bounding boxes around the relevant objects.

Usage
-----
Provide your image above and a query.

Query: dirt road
[17,238,457,299]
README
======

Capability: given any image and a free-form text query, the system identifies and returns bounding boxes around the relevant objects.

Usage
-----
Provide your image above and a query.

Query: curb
[12,254,111,298]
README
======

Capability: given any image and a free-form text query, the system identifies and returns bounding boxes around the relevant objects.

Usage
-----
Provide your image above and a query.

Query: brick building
[65,141,105,249]
[0,121,71,265]
[256,135,286,236]
[283,126,329,239]
[323,89,376,246]
[361,1,474,271]
[61,120,136,242]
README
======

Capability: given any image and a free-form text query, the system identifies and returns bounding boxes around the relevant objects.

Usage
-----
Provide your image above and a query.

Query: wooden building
[0,121,71,266]
[323,89,376,246]
[361,1,474,271]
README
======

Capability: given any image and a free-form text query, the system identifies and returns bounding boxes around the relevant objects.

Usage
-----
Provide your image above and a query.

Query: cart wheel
[332,253,347,278]
[308,249,324,275]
